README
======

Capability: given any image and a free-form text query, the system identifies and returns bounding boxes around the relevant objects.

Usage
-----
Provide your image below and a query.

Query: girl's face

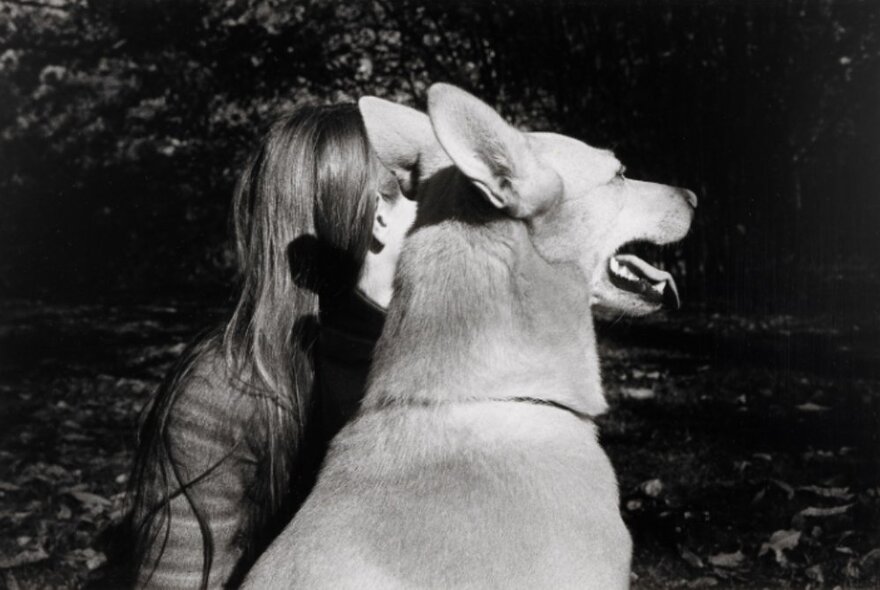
[376,167,417,259]
[357,165,417,309]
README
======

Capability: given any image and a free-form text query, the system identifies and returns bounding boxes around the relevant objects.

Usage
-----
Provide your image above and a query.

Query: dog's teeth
[621,267,638,281]
[652,282,665,294]
[609,257,643,282]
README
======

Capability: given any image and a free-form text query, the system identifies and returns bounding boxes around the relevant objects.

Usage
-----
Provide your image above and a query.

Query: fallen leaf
[792,504,854,530]
[796,402,830,412]
[687,577,718,588]
[20,463,69,484]
[802,449,835,461]
[56,504,72,520]
[759,529,801,565]
[621,387,654,400]
[66,490,111,507]
[708,550,745,569]
[0,547,49,569]
[844,557,861,579]
[861,548,880,570]
[770,478,795,499]
[798,504,853,518]
[798,485,853,501]
[66,548,108,571]
[681,547,704,569]
[0,511,30,524]
[751,487,766,504]
[62,433,92,443]
[114,378,152,394]
[4,571,21,590]
[86,551,107,571]
[639,478,664,497]
[805,564,824,583]
[0,482,21,492]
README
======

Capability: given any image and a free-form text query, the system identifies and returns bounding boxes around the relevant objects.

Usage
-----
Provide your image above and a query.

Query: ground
[0,300,878,589]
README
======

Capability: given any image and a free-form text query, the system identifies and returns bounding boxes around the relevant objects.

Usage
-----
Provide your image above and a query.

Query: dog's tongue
[609,254,680,308]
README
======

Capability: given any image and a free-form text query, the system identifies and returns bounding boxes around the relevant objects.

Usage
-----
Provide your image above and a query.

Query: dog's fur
[243,84,695,589]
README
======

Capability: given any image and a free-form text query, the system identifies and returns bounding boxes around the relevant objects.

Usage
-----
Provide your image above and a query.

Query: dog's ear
[358,97,442,198]
[427,83,562,218]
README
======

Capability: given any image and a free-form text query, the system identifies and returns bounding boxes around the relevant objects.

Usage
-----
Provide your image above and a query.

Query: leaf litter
[2,304,879,588]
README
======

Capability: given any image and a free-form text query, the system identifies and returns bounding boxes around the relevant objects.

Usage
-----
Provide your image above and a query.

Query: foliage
[1,0,878,312]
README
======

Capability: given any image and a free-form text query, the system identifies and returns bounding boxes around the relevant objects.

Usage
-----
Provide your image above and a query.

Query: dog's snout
[681,189,698,209]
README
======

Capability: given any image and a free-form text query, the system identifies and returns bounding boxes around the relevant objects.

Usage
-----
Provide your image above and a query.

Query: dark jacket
[316,289,386,444]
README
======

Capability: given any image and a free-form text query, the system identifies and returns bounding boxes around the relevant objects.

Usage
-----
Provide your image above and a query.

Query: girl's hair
[128,104,380,589]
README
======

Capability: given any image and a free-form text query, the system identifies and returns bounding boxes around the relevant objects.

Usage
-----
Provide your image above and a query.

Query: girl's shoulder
[166,343,260,456]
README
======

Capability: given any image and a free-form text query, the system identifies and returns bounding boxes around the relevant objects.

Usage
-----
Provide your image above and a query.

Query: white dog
[243,83,696,589]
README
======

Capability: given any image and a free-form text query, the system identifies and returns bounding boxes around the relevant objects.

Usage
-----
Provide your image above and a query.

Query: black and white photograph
[1,0,878,588]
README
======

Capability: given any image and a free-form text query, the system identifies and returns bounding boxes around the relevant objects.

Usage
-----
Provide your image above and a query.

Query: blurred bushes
[1,0,877,312]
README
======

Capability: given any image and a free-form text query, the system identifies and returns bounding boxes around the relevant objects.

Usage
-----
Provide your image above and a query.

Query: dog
[243,83,696,589]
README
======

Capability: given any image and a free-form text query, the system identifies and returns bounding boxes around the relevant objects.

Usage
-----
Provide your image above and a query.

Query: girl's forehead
[376,164,399,193]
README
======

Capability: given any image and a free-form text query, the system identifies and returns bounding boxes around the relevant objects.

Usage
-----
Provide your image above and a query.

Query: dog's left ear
[427,83,562,218]
[358,97,445,199]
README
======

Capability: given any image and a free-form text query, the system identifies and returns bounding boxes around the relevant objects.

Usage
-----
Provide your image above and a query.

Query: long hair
[128,104,380,589]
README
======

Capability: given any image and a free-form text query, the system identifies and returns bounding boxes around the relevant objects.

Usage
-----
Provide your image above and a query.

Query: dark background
[1,1,879,588]
[2,0,878,313]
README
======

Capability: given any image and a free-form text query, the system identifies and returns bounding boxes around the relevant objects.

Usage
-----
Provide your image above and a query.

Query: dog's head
[360,83,695,316]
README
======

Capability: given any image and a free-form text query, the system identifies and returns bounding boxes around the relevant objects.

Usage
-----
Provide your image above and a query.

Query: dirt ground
[0,300,878,589]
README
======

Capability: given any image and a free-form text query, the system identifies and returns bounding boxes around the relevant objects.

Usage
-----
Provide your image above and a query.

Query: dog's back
[247,403,629,589]
[244,83,695,589]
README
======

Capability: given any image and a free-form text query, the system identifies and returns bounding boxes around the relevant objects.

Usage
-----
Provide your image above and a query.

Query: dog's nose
[682,189,698,209]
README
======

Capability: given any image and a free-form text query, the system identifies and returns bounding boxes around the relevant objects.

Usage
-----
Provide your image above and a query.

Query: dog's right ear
[358,97,442,198]
[427,83,562,219]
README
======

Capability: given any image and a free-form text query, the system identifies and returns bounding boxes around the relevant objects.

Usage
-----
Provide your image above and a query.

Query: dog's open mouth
[607,243,680,309]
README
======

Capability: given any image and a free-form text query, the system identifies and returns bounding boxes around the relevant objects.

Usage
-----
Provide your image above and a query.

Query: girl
[128,104,416,589]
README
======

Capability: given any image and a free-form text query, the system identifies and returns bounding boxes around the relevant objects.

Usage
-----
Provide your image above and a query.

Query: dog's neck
[362,176,608,417]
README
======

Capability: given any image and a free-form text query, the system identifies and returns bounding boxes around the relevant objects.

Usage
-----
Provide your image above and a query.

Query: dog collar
[504,397,595,421]
[370,396,594,422]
